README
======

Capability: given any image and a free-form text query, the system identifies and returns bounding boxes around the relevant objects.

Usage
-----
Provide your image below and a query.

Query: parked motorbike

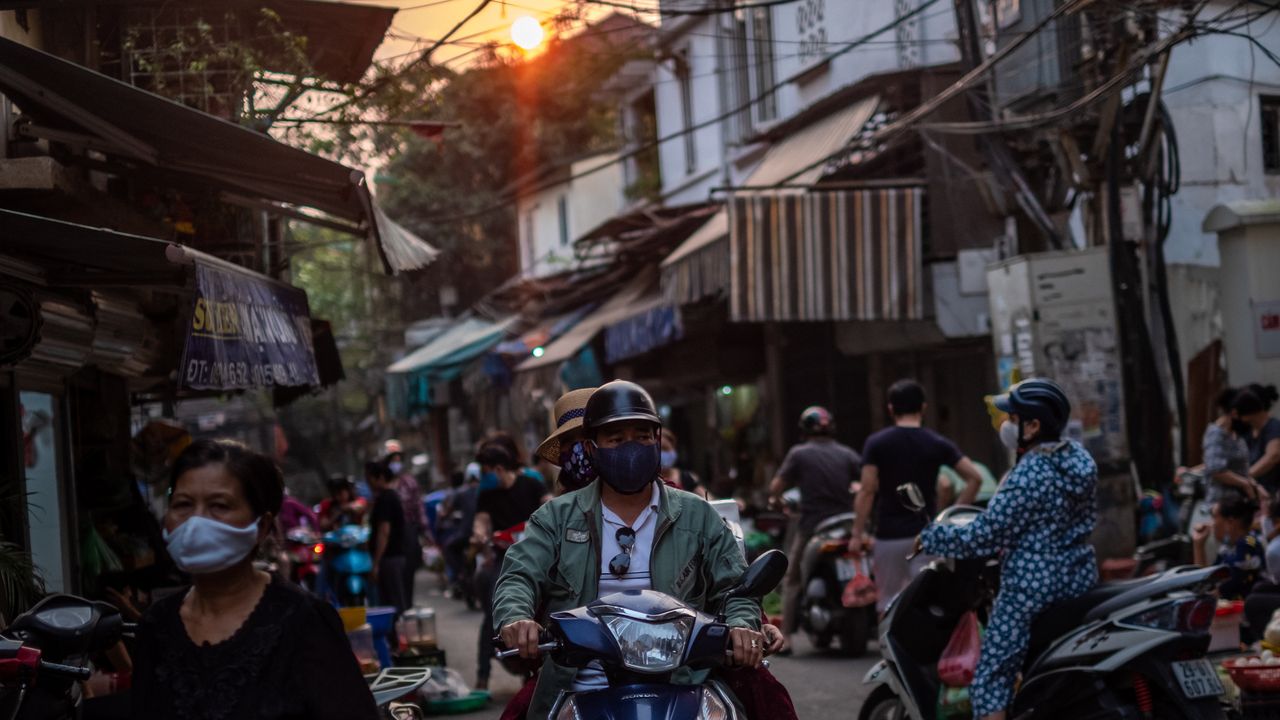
[797,512,875,657]
[324,524,373,607]
[860,484,1230,720]
[1132,469,1207,577]
[285,526,323,592]
[0,594,120,720]
[496,549,789,720]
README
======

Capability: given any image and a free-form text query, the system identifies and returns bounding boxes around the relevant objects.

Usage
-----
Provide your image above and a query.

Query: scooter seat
[1026,579,1147,664]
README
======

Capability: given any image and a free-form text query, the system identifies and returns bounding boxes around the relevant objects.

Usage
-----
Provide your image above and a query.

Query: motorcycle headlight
[554,697,581,720]
[700,687,730,720]
[602,615,693,672]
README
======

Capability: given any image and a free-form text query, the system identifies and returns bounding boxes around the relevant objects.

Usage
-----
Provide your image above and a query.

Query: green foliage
[0,542,44,624]
[291,30,647,313]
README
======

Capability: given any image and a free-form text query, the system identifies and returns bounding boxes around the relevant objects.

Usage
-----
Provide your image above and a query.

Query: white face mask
[389,461,404,475]
[163,515,262,575]
[999,420,1021,451]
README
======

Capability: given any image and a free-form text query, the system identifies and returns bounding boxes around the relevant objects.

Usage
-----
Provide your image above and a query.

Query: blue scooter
[323,524,373,607]
[496,550,787,720]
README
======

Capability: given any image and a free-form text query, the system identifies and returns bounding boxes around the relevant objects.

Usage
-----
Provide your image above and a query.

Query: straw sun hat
[535,388,597,464]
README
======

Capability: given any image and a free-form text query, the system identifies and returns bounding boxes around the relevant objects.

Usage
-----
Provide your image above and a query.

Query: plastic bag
[841,557,878,608]
[420,667,472,700]
[937,611,982,688]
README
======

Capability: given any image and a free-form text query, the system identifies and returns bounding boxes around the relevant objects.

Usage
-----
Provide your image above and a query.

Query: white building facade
[514,152,626,278]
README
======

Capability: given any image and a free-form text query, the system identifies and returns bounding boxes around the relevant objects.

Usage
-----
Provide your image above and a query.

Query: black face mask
[592,441,661,495]
[1232,418,1253,437]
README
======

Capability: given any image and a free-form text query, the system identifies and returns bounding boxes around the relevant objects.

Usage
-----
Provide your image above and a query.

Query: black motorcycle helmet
[799,406,834,436]
[994,378,1071,438]
[583,380,661,434]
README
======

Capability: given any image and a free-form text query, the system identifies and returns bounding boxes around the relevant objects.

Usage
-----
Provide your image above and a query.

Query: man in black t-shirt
[769,406,860,652]
[472,441,548,689]
[369,461,408,614]
[850,379,983,612]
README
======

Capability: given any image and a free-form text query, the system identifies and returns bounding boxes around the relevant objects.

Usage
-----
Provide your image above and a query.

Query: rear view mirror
[728,549,788,600]
[898,483,928,514]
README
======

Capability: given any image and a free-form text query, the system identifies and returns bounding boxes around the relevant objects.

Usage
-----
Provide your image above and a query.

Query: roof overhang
[0,0,396,84]
[0,35,436,274]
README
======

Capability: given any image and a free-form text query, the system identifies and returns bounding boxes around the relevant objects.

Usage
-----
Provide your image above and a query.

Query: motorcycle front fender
[859,660,925,720]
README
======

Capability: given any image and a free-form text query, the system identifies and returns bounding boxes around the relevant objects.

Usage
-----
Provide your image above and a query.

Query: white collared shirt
[572,482,662,692]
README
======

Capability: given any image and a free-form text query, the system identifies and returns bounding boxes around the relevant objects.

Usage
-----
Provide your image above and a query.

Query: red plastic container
[1223,657,1280,693]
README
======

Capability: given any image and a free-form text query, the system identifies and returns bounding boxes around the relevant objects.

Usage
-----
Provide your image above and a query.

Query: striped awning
[661,210,729,306]
[660,95,880,305]
[729,188,925,322]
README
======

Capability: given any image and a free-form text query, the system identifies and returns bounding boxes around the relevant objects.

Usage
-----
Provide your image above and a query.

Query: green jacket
[493,479,760,719]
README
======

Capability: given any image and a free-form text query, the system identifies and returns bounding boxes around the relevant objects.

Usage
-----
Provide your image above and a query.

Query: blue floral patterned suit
[921,440,1099,718]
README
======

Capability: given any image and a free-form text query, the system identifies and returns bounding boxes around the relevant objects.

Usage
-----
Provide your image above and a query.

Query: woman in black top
[133,439,377,720]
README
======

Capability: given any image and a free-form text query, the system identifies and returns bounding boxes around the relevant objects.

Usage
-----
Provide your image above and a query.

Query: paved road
[413,571,878,719]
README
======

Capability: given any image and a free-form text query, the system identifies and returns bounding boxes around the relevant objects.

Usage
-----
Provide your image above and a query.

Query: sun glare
[511,16,544,51]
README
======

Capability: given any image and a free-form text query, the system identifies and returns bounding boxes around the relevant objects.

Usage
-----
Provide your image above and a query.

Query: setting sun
[510,16,544,51]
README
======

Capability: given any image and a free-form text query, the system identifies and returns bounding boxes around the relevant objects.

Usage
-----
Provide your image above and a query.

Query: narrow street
[417,571,879,719]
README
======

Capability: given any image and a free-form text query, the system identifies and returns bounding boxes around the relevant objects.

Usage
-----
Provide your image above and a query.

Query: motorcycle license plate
[835,557,857,582]
[1171,659,1224,699]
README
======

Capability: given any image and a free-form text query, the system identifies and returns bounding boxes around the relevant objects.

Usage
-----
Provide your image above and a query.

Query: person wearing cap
[918,378,1098,720]
[494,380,766,719]
[534,388,598,494]
[768,406,861,654]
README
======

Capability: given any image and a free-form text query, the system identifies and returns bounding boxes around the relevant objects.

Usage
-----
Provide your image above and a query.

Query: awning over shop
[0,36,437,274]
[517,274,654,373]
[0,209,330,391]
[660,94,880,304]
[387,315,518,413]
[661,210,728,306]
[729,188,925,322]
[603,298,682,364]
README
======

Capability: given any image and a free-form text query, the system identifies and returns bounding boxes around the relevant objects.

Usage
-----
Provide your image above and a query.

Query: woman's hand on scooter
[500,619,544,660]
[1191,522,1211,546]
[761,624,786,656]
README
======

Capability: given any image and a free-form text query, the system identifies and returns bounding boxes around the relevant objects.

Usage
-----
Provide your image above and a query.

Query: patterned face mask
[558,441,597,492]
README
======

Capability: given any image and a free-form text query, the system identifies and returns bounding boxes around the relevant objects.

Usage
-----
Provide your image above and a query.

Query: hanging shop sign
[178,261,320,390]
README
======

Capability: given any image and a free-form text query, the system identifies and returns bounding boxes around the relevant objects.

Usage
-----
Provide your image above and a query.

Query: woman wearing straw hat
[535,388,599,495]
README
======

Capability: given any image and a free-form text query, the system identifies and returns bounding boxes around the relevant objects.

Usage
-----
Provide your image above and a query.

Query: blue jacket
[921,440,1098,595]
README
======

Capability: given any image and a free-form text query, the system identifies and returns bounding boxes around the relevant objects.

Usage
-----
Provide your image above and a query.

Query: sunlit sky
[367,0,625,70]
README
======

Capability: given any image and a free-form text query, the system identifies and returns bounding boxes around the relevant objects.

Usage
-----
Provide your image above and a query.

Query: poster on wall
[178,261,320,390]
[1255,300,1280,359]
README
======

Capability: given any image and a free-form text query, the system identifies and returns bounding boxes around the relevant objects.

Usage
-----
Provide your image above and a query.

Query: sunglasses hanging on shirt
[609,526,636,578]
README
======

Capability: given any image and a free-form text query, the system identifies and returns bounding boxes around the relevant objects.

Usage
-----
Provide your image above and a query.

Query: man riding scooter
[494,380,767,719]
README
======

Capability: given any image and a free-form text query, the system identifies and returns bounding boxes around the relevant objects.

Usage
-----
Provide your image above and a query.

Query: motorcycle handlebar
[40,661,91,681]
[495,641,559,659]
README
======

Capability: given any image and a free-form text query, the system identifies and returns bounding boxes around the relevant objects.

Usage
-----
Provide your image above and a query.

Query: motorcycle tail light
[819,540,846,554]
[1122,596,1216,633]
[313,543,325,555]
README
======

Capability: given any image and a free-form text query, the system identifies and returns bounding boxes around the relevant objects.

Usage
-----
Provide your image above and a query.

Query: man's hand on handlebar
[847,532,873,557]
[499,619,543,660]
[727,627,765,669]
